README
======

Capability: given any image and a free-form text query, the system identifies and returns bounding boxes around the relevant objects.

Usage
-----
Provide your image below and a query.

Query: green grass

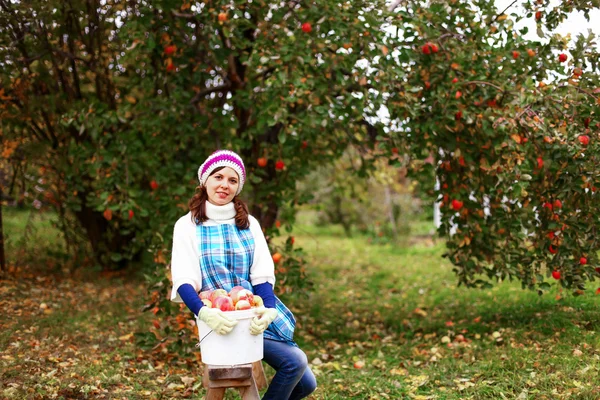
[1,208,600,399]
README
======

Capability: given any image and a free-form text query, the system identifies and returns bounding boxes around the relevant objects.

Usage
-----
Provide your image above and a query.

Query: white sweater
[169,202,276,303]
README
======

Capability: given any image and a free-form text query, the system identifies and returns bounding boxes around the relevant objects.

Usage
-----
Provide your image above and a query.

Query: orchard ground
[1,208,600,399]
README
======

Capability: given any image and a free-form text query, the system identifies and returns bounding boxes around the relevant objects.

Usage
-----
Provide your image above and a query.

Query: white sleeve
[248,216,276,287]
[169,213,202,303]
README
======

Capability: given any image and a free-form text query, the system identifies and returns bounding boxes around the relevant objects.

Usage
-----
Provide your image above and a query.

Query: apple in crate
[201,299,212,308]
[236,290,254,306]
[209,289,228,303]
[199,290,213,301]
[213,295,234,312]
[235,299,252,310]
[229,286,248,302]
[253,295,264,307]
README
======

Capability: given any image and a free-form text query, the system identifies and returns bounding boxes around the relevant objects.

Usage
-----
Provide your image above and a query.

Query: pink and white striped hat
[197,150,246,195]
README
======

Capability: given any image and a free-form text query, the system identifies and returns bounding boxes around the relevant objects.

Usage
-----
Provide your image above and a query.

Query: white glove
[250,307,278,335]
[198,307,238,335]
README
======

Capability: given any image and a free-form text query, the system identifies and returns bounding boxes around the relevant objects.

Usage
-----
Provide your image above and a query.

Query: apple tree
[383,0,600,294]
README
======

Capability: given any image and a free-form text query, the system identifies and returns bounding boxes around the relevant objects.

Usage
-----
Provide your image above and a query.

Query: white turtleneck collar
[205,201,236,221]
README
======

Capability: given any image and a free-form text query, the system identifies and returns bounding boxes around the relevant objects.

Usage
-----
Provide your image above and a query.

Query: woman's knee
[282,347,309,375]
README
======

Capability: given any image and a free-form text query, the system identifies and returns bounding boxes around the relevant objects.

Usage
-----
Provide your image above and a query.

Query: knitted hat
[198,150,246,195]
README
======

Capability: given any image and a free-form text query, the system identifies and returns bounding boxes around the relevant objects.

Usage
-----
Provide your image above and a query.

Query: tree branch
[463,80,505,93]
[494,0,518,22]
[190,83,232,105]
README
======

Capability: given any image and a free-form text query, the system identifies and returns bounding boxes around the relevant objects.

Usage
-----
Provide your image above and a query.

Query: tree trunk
[73,195,138,270]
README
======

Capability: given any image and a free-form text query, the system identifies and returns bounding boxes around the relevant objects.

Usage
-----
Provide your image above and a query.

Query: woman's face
[206,167,240,206]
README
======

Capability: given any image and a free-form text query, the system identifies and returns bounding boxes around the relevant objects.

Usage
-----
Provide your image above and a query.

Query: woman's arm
[170,213,202,303]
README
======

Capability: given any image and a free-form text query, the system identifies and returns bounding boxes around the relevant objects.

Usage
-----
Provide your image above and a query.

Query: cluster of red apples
[200,286,264,312]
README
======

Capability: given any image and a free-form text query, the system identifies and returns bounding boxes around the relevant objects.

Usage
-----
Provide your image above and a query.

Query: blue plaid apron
[197,222,296,343]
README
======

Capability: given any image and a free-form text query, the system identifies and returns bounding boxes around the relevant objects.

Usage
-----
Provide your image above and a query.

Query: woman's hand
[198,307,238,335]
[249,307,278,335]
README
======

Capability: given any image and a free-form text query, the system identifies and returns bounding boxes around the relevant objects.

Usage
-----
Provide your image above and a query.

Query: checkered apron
[197,223,296,343]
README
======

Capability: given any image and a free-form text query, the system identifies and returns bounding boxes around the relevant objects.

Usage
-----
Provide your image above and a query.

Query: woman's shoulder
[174,212,196,231]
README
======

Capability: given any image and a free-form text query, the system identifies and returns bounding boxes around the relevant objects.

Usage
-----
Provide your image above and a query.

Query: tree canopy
[1,0,599,295]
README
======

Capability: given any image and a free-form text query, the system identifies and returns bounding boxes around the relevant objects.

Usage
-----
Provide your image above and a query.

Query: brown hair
[188,167,250,229]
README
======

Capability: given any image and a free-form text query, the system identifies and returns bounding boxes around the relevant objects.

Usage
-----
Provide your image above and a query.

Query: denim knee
[282,347,308,377]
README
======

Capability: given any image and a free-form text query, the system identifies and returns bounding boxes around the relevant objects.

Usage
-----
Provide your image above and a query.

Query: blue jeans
[262,339,317,400]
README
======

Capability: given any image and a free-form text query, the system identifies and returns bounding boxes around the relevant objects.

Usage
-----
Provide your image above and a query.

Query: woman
[170,150,317,400]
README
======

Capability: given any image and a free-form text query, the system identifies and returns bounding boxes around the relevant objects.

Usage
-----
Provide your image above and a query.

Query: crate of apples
[199,286,264,312]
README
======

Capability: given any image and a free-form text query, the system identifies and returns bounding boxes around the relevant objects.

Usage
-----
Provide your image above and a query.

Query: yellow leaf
[125,96,137,104]
[118,333,133,341]
[496,14,507,21]
[381,45,389,56]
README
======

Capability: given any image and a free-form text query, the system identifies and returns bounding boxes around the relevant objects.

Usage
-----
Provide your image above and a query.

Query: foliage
[381,0,600,293]
[299,145,421,241]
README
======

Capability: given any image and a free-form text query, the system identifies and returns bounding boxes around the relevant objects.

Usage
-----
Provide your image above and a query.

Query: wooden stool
[202,361,268,400]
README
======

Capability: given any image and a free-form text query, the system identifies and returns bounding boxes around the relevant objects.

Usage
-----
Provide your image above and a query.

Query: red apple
[452,77,458,84]
[455,91,462,99]
[103,209,112,221]
[213,295,234,312]
[512,51,519,59]
[150,180,159,190]
[301,140,308,149]
[164,45,176,56]
[430,43,439,53]
[272,252,282,263]
[553,199,562,209]
[536,157,543,169]
[166,62,175,72]
[578,135,589,146]
[218,12,228,22]
[535,11,542,20]
[558,53,567,63]
[228,285,246,301]
[209,288,228,304]
[455,111,462,120]
[527,48,535,57]
[301,22,312,33]
[421,43,431,55]
[275,160,285,170]
[543,202,553,211]
[580,257,587,265]
[451,199,463,211]
[549,245,558,254]
[235,299,252,310]
[547,231,555,239]
[200,290,214,301]
[424,81,431,89]
[128,210,134,220]
[551,270,561,280]
[257,157,267,167]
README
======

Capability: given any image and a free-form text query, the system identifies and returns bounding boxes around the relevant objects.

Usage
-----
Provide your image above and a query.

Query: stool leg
[252,361,268,391]
[206,387,225,400]
[238,377,260,400]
